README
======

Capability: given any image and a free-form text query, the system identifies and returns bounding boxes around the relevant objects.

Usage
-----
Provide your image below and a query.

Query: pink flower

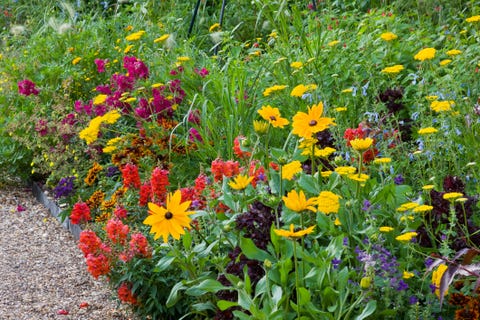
[194,67,209,78]
[17,205,26,212]
[94,58,108,73]
[18,79,39,96]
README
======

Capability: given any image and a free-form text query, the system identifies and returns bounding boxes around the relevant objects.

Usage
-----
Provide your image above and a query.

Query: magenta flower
[94,58,108,73]
[18,79,39,96]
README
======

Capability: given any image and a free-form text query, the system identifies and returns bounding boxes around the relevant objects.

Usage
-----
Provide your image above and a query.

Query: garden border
[31,181,81,240]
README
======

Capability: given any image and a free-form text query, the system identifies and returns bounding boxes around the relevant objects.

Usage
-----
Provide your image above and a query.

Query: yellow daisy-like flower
[72,57,82,65]
[177,56,190,62]
[253,120,269,134]
[439,59,452,66]
[414,47,436,61]
[143,190,194,243]
[124,45,134,54]
[432,264,448,297]
[446,49,462,56]
[341,88,353,93]
[430,100,454,112]
[381,64,404,74]
[101,109,121,124]
[154,34,170,43]
[412,205,434,213]
[292,102,336,139]
[282,189,317,213]
[422,185,434,190]
[335,107,347,112]
[274,224,315,239]
[103,137,123,154]
[321,171,333,178]
[334,166,356,176]
[426,95,439,101]
[396,202,419,212]
[317,191,341,215]
[403,271,415,279]
[93,94,108,105]
[456,197,468,203]
[228,174,254,190]
[380,32,398,41]
[328,40,340,46]
[349,137,373,152]
[209,23,221,32]
[443,192,463,200]
[290,61,303,69]
[290,84,318,97]
[263,85,287,97]
[466,15,480,23]
[282,160,302,180]
[395,231,418,242]
[347,173,369,183]
[125,30,145,41]
[379,226,394,233]
[373,157,392,164]
[257,105,289,128]
[418,127,438,135]
[299,139,336,158]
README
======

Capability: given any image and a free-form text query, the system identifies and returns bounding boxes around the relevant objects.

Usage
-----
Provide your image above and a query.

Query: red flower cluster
[343,124,368,146]
[114,206,128,219]
[233,135,251,159]
[129,233,150,257]
[78,230,102,257]
[86,254,110,279]
[70,202,91,225]
[117,282,138,305]
[121,163,141,189]
[139,182,152,206]
[211,158,240,182]
[106,219,130,245]
[248,160,266,188]
[151,167,169,201]
[344,123,379,163]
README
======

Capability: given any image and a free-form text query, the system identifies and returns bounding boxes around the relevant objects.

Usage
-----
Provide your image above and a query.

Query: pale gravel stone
[0,184,137,320]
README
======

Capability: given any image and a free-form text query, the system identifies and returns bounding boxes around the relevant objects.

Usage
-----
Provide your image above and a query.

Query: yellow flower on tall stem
[282,190,317,213]
[228,174,254,190]
[258,105,290,128]
[292,102,335,139]
[350,137,373,152]
[274,224,315,238]
[143,190,194,243]
[281,160,302,180]
[317,191,341,214]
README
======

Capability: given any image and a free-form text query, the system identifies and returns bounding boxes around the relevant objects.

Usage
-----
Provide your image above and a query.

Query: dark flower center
[164,211,173,219]
[309,120,317,126]
[269,115,277,121]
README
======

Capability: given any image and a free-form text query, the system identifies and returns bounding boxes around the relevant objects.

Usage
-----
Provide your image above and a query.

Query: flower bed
[2,1,480,319]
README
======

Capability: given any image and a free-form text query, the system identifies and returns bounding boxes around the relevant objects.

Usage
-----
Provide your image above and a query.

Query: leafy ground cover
[1,0,480,319]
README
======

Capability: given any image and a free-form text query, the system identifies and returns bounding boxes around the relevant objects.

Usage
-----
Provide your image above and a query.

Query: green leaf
[185,279,228,296]
[297,174,319,194]
[354,300,377,320]
[296,287,311,306]
[239,236,274,262]
[166,281,187,307]
[154,255,175,273]
[217,300,239,311]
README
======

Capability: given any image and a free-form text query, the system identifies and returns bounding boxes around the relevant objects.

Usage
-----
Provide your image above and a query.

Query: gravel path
[0,184,135,320]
